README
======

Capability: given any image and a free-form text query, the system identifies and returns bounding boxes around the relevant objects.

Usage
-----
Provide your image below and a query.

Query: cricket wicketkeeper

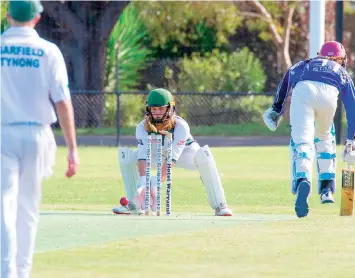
[263,41,355,218]
[113,88,232,216]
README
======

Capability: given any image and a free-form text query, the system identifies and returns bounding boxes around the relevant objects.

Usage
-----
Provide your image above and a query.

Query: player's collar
[3,27,40,38]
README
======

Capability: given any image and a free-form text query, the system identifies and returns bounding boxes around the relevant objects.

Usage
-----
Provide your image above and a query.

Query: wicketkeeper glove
[135,176,157,210]
[263,108,282,131]
[342,139,355,164]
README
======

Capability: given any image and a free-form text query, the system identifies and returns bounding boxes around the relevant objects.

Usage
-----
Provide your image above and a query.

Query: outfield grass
[33,146,355,278]
[52,122,292,137]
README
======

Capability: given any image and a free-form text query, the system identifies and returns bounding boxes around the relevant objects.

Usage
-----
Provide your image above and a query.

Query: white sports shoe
[215,206,233,216]
[320,191,335,204]
[112,202,144,215]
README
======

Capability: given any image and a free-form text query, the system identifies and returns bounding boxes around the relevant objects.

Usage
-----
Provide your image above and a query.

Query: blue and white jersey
[272,58,355,139]
[1,27,71,125]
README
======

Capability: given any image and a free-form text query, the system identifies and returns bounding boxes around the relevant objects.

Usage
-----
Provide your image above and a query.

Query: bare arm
[138,160,146,177]
[55,99,79,177]
[55,99,77,150]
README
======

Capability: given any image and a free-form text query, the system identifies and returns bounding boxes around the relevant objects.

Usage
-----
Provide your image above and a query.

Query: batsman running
[263,41,355,218]
[112,88,232,216]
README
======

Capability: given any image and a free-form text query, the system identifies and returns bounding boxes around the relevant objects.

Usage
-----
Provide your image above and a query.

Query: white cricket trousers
[290,80,338,191]
[1,125,56,278]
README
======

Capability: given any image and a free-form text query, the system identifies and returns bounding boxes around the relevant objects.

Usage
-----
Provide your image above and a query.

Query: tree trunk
[276,49,283,74]
[281,6,295,72]
[87,40,107,127]
[278,5,295,123]
[241,1,295,75]
[38,1,129,128]
[69,39,90,127]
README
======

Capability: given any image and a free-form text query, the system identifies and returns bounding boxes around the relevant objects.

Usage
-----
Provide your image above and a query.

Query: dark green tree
[36,1,130,127]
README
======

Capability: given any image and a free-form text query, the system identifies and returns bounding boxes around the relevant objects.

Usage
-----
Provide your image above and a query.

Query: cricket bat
[340,164,355,216]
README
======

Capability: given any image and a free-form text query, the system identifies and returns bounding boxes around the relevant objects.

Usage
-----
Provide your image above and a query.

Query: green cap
[147,88,175,107]
[8,0,43,22]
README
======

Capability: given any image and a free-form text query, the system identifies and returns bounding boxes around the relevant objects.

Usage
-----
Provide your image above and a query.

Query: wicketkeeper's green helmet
[146,88,175,107]
[146,88,176,124]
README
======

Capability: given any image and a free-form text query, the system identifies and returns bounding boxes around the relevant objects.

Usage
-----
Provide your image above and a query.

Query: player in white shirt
[1,1,79,277]
[112,88,232,216]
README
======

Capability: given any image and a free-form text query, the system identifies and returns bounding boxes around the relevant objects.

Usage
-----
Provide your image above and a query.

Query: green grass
[33,146,355,278]
[52,119,348,137]
[53,122,291,137]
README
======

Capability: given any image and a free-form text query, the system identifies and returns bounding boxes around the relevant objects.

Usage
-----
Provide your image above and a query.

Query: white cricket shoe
[320,190,335,204]
[215,206,233,216]
[112,202,144,215]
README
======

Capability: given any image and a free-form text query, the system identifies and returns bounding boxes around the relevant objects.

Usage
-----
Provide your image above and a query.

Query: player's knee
[290,141,313,181]
[292,143,313,161]
[118,147,137,165]
[194,145,214,166]
[315,141,336,160]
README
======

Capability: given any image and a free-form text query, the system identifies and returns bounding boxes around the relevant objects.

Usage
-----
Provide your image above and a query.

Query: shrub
[104,3,151,127]
[178,47,266,93]
[176,48,268,125]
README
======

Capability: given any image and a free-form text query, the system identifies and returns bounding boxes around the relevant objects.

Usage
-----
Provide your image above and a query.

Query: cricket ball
[120,197,129,206]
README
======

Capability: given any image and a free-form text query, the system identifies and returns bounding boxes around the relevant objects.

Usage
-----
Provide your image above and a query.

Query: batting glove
[342,139,355,164]
[263,108,282,131]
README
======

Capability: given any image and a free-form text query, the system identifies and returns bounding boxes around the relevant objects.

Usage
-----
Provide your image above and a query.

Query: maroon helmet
[318,41,347,67]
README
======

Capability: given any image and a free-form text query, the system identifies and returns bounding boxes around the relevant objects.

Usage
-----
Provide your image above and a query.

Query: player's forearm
[138,160,147,176]
[341,92,355,140]
[138,159,174,182]
[272,70,291,113]
[55,99,77,151]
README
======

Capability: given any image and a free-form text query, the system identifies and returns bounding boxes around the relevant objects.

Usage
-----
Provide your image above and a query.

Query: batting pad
[314,138,336,193]
[289,140,314,195]
[194,145,228,210]
[118,147,139,201]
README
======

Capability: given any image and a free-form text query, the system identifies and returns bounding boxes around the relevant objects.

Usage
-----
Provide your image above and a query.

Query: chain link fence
[51,90,347,144]
[62,90,274,135]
